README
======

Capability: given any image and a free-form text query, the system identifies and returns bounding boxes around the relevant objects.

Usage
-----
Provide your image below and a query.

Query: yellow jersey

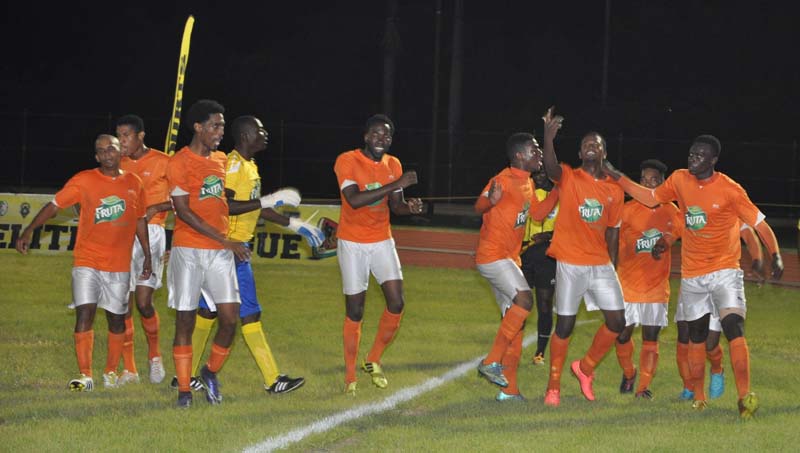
[225,150,261,242]
[523,188,559,243]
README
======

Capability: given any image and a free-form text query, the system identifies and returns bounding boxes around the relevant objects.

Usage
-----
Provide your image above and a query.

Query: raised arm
[529,187,559,222]
[603,161,661,208]
[541,107,564,182]
[475,179,502,214]
[227,188,301,215]
[15,202,60,254]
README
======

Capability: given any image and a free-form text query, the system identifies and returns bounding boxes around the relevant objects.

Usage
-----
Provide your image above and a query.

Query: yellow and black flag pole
[165,15,195,156]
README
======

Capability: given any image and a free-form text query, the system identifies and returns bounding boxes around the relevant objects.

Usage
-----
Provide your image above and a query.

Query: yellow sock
[242,321,280,386]
[191,315,216,375]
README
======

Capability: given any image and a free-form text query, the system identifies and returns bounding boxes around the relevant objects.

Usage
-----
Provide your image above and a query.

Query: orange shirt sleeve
[53,174,84,208]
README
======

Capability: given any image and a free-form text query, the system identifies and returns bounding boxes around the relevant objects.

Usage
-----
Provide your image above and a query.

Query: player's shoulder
[147,149,170,161]
[336,149,360,161]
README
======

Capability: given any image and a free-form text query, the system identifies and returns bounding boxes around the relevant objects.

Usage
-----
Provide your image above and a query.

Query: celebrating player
[333,114,423,395]
[16,134,151,391]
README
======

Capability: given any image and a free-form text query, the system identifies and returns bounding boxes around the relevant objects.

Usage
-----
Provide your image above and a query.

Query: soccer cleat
[635,389,654,400]
[177,391,192,408]
[103,371,119,389]
[198,365,222,405]
[709,371,725,399]
[679,388,695,400]
[532,352,546,366]
[543,389,560,407]
[570,360,596,401]
[362,361,388,389]
[149,357,166,384]
[345,381,357,396]
[169,376,204,392]
[266,375,305,394]
[496,391,526,402]
[738,392,759,420]
[619,369,637,394]
[692,399,708,411]
[117,370,140,386]
[68,374,94,392]
[477,361,509,388]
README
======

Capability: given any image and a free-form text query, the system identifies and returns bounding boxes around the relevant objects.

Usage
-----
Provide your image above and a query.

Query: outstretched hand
[542,106,564,142]
[488,179,503,205]
[651,237,668,260]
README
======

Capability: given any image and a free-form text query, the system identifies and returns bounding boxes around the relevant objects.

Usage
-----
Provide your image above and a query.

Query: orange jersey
[334,149,403,243]
[617,200,681,302]
[120,149,170,226]
[166,147,229,249]
[654,170,762,278]
[53,168,145,272]
[476,167,535,266]
[547,163,625,265]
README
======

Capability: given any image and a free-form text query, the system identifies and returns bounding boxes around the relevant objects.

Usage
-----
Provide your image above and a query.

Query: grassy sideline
[0,254,798,452]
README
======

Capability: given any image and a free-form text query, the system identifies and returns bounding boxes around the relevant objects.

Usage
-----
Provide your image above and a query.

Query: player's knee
[688,317,709,344]
[617,327,633,344]
[721,313,745,341]
[386,298,404,315]
[555,315,575,338]
[513,290,533,311]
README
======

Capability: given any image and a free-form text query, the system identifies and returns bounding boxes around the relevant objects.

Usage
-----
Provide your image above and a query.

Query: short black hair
[231,115,257,145]
[640,159,668,176]
[692,134,721,157]
[506,132,535,161]
[116,114,144,133]
[582,131,607,150]
[187,99,225,128]
[364,114,394,135]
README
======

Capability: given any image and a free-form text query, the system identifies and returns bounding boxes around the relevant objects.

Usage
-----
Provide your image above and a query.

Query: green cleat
[738,392,759,420]
[362,361,388,389]
[477,361,508,388]
[496,391,526,402]
[68,374,94,392]
[692,399,708,411]
[344,381,357,396]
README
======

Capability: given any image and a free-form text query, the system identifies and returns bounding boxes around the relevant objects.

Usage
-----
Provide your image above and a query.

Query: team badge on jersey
[579,198,603,223]
[635,228,663,253]
[200,175,224,200]
[95,196,126,224]
[685,206,707,230]
[515,202,530,228]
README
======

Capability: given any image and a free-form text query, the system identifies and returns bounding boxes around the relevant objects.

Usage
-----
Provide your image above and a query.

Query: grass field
[1,254,799,452]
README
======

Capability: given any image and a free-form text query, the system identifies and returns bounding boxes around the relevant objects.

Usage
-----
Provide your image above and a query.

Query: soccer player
[114,114,170,385]
[333,114,423,395]
[613,159,681,400]
[540,108,627,407]
[16,134,151,391]
[474,133,558,401]
[188,115,322,395]
[604,134,784,419]
[520,168,559,366]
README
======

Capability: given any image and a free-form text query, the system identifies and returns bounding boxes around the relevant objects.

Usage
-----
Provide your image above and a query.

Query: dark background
[1,1,798,226]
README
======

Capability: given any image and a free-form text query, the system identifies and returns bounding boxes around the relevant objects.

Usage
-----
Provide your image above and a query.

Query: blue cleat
[477,361,508,388]
[177,391,192,408]
[709,372,725,399]
[496,391,526,402]
[679,388,695,400]
[199,365,222,405]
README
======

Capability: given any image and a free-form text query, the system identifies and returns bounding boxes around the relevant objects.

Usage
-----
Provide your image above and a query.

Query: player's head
[579,131,607,162]
[688,134,720,177]
[639,159,667,189]
[232,115,268,154]
[506,132,542,172]
[94,134,121,170]
[532,168,552,190]
[115,114,145,157]
[187,99,225,150]
[363,114,394,161]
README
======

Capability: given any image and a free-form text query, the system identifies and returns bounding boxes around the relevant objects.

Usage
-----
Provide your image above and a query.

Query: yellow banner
[165,15,195,156]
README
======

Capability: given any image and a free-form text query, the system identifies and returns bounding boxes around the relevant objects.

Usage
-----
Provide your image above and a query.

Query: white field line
[243,320,595,453]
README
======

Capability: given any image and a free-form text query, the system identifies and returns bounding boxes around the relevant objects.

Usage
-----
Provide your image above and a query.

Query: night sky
[2,1,799,202]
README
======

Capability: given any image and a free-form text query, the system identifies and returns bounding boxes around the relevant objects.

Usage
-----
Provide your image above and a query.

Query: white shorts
[623,302,668,327]
[477,259,530,315]
[337,238,403,295]
[674,301,723,332]
[555,261,624,316]
[677,268,746,323]
[71,267,130,315]
[167,247,240,311]
[129,224,166,291]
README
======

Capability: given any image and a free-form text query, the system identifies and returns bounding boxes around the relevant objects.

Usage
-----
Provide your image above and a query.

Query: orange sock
[676,342,692,390]
[366,309,402,363]
[548,333,570,391]
[615,339,636,379]
[343,317,362,384]
[105,332,125,374]
[122,317,137,373]
[484,305,529,364]
[580,324,618,375]
[173,345,192,392]
[707,343,724,374]
[74,330,94,377]
[688,341,706,401]
[637,341,659,393]
[141,312,161,360]
[501,330,523,394]
[728,337,751,399]
[206,343,231,373]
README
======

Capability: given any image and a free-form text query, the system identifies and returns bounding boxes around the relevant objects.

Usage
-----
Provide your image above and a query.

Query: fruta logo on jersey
[579,198,603,223]
[365,182,383,206]
[685,206,707,230]
[200,175,224,200]
[515,202,530,228]
[95,196,126,224]
[636,228,662,253]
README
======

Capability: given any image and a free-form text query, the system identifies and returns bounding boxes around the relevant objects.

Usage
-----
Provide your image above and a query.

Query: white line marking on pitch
[243,321,594,453]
